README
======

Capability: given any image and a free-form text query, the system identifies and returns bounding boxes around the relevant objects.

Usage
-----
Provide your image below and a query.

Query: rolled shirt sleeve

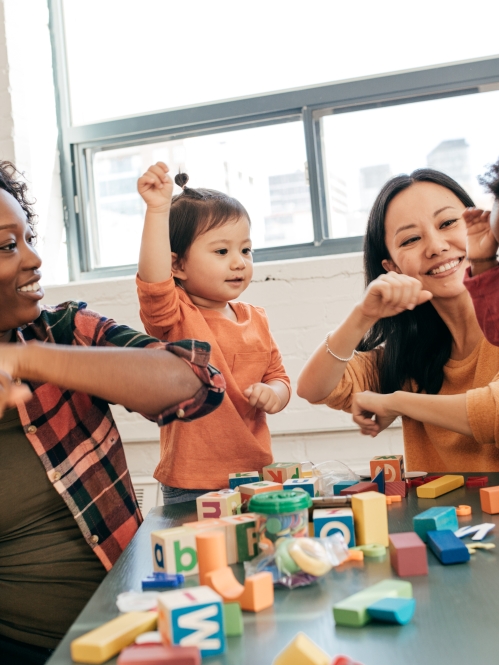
[466,377,499,445]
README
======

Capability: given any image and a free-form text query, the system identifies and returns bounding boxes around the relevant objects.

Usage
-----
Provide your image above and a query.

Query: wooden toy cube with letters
[158,586,225,658]
[221,514,258,562]
[228,472,260,490]
[151,527,198,577]
[370,455,405,482]
[196,490,241,520]
[283,477,320,498]
[313,508,355,547]
[262,462,301,484]
[238,481,282,503]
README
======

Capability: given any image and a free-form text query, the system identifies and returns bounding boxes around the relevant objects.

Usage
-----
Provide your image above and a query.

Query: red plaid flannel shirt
[14,300,225,570]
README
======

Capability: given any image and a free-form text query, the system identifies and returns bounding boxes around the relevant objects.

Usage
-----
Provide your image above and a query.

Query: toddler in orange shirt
[136,162,291,504]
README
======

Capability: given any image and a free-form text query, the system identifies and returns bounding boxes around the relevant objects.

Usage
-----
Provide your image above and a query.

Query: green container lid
[248,490,312,514]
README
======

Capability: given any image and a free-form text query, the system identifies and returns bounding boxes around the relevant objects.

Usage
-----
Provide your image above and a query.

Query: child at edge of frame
[136,161,291,504]
[463,156,499,346]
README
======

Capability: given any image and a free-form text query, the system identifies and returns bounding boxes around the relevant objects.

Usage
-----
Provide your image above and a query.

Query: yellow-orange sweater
[319,336,499,472]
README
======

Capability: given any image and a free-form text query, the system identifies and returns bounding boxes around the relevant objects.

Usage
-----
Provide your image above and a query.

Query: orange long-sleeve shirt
[318,337,499,472]
[137,275,290,489]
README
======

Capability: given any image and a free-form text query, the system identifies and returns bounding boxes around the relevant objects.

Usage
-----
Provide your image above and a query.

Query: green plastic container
[248,490,312,551]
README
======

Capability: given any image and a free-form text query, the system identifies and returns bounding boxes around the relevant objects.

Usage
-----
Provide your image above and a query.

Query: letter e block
[196,490,241,520]
[283,477,319,497]
[370,455,405,482]
[158,586,225,658]
[151,527,198,576]
[262,462,301,484]
[228,472,260,490]
[313,508,355,546]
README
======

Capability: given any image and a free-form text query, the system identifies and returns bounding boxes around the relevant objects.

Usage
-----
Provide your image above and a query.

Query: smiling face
[382,181,468,300]
[0,189,43,339]
[173,215,253,307]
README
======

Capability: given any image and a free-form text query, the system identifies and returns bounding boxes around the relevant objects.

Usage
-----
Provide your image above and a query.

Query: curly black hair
[479,157,499,199]
[0,160,37,231]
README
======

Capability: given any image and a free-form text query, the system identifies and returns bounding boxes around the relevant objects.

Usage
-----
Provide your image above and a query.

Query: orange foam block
[195,531,227,585]
[205,567,273,612]
[480,486,499,514]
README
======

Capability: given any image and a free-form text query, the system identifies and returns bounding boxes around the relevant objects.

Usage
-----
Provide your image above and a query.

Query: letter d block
[196,490,241,520]
[351,491,389,547]
[151,527,198,577]
[262,462,302,484]
[283,477,320,497]
[158,586,225,658]
[221,514,258,562]
[228,472,260,490]
[370,455,405,482]
[312,508,355,546]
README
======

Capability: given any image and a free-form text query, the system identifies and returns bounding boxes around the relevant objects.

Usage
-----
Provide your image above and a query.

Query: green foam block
[333,579,413,627]
[223,602,244,636]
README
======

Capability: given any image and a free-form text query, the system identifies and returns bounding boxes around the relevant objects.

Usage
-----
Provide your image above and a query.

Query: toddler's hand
[463,207,498,261]
[137,162,174,211]
[244,383,282,414]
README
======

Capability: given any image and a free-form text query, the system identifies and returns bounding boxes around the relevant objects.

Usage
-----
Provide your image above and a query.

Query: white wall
[44,253,404,478]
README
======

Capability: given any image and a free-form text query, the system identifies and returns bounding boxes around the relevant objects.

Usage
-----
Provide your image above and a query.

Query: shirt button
[53,471,61,481]
[176,409,185,419]
[90,535,99,544]
[27,425,37,434]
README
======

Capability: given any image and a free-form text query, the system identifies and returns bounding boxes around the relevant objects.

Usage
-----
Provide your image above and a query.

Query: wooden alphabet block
[413,507,458,543]
[158,587,225,658]
[228,471,260,490]
[239,481,282,503]
[283,477,320,497]
[263,462,301,484]
[273,632,331,665]
[151,527,198,576]
[71,612,158,664]
[389,532,428,576]
[333,579,412,627]
[221,514,258,562]
[370,455,405,482]
[312,508,355,546]
[196,490,241,520]
[385,480,408,497]
[351,491,389,547]
[426,530,470,564]
[480,486,499,514]
[416,474,464,498]
[340,481,377,496]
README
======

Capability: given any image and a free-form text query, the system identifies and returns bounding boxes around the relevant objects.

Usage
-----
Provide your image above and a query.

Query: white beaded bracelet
[325,333,356,362]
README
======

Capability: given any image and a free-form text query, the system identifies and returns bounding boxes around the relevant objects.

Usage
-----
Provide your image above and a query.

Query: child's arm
[137,162,174,283]
[244,380,290,414]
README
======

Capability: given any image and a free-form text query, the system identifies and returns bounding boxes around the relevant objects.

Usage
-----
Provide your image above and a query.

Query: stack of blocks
[333,579,413,627]
[370,455,405,483]
[413,507,458,543]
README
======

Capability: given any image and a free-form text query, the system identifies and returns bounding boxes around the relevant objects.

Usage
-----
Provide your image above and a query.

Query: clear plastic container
[248,490,312,553]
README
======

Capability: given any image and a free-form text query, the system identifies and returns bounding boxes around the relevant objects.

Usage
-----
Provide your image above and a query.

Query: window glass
[61,0,499,126]
[89,122,313,268]
[322,90,499,239]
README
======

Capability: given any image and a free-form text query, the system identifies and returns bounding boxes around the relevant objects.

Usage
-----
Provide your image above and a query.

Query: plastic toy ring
[275,540,301,574]
[288,538,332,576]
[456,505,472,516]
[351,544,386,558]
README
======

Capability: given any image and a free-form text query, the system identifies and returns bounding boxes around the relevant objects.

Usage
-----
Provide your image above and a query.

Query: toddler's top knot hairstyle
[170,171,250,274]
[479,158,499,199]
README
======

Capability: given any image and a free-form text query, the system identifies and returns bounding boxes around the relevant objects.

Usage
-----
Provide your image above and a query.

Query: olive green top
[0,408,106,649]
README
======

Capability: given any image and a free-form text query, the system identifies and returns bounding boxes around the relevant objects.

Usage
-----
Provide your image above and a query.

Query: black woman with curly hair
[0,162,225,665]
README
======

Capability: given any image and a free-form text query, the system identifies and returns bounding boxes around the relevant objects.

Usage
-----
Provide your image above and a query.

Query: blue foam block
[333,480,358,495]
[372,469,385,494]
[413,507,458,542]
[142,572,185,590]
[426,530,470,564]
[367,597,416,625]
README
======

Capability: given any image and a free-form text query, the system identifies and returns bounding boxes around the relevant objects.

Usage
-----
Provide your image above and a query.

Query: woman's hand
[0,370,32,418]
[351,390,399,436]
[137,162,174,212]
[358,272,433,322]
[463,208,498,273]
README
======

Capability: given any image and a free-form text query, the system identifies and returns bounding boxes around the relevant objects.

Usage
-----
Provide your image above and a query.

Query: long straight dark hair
[357,168,474,395]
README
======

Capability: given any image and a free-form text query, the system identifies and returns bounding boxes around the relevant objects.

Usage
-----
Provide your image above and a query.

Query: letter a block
[273,632,331,665]
[239,481,282,503]
[351,491,389,547]
[283,477,320,497]
[263,462,301,484]
[151,527,198,577]
[370,455,405,482]
[312,508,355,547]
[228,472,260,490]
[158,587,225,658]
[196,490,241,520]
[221,514,258,562]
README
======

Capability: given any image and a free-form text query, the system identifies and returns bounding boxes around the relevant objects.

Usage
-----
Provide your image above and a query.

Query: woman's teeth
[429,259,461,275]
[18,282,40,292]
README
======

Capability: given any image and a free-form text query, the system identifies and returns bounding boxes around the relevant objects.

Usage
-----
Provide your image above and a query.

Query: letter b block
[151,527,198,576]
[370,455,405,482]
[158,586,225,658]
[262,462,301,484]
[196,490,241,520]
[312,508,355,547]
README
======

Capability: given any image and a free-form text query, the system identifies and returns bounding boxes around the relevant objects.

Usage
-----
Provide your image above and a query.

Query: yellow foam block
[273,632,330,665]
[416,475,464,499]
[351,491,389,547]
[70,611,158,664]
